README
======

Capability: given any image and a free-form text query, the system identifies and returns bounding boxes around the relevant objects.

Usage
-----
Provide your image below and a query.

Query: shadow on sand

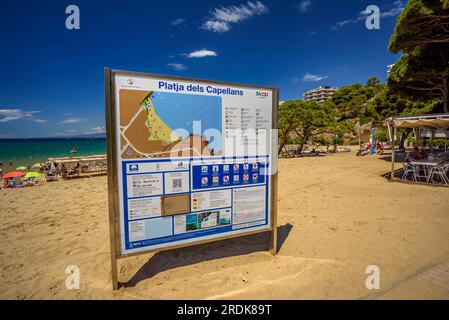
[120,223,293,288]
[377,153,406,163]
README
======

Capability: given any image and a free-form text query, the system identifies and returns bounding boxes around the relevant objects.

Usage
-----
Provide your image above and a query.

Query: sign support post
[270,88,279,256]
[105,68,120,290]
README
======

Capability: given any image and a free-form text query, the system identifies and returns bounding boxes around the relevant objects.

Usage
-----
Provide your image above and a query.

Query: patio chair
[412,164,429,182]
[401,163,415,180]
[428,163,449,185]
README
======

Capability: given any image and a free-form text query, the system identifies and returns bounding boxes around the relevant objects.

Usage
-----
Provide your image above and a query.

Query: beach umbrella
[16,166,28,171]
[3,171,26,179]
[32,163,43,168]
[24,172,43,179]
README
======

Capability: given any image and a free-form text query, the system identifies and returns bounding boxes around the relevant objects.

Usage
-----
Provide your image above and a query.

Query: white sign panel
[110,71,276,255]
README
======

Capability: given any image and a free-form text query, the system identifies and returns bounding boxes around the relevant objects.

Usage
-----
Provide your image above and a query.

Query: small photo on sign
[199,212,218,229]
[161,194,190,215]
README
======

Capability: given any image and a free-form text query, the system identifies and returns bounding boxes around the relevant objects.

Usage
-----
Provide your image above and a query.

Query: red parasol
[2,171,26,179]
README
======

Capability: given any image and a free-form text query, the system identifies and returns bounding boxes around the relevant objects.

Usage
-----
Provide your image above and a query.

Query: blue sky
[0,0,404,138]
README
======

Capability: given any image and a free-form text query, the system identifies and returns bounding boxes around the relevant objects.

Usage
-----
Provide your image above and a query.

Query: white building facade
[303,86,338,103]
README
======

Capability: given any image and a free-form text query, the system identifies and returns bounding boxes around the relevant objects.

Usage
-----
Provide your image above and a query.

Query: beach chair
[428,162,449,185]
[44,171,58,182]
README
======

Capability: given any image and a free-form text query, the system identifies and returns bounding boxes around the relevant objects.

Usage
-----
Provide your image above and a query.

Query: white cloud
[381,1,405,17]
[186,49,218,58]
[202,1,268,33]
[59,118,84,124]
[0,108,43,123]
[332,1,404,30]
[298,0,312,13]
[202,20,231,33]
[171,18,186,26]
[55,130,77,137]
[85,126,105,135]
[167,63,188,71]
[33,119,48,123]
[302,73,328,82]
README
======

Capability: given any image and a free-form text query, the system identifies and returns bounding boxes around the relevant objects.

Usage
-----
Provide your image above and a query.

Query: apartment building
[303,86,338,103]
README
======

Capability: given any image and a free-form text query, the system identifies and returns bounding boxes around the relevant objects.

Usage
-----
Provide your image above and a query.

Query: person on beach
[375,142,384,155]
[406,147,425,163]
[61,164,68,180]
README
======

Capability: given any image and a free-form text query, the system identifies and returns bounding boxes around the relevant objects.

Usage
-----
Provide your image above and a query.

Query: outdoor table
[410,159,445,183]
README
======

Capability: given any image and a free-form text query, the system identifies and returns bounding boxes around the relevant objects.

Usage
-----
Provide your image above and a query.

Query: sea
[0,138,106,168]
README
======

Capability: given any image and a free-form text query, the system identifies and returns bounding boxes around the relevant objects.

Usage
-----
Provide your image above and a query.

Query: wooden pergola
[386,114,449,180]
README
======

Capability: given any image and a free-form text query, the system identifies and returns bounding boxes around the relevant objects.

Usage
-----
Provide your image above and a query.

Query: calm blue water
[0,138,106,168]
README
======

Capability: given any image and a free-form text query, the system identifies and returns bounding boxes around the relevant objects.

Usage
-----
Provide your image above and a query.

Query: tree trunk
[443,83,449,113]
[278,140,287,156]
[399,128,412,149]
[297,130,312,154]
[298,141,305,153]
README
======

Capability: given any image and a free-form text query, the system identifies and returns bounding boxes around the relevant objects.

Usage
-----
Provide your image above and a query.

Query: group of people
[0,162,84,189]
[405,147,429,163]
[357,141,386,156]
[45,162,83,180]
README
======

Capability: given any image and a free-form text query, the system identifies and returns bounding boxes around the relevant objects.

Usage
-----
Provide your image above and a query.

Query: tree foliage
[388,43,449,112]
[388,0,449,113]
[369,85,442,123]
[278,100,335,155]
[366,76,381,88]
[328,79,382,121]
[278,76,442,155]
[389,0,449,53]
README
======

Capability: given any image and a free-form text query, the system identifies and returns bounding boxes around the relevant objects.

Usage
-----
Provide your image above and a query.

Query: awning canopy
[46,154,107,164]
[388,114,449,129]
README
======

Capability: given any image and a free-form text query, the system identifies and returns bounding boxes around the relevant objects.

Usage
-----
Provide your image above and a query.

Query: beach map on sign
[119,90,222,159]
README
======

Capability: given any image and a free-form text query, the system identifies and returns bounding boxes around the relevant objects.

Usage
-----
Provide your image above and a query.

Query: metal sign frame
[105,68,278,290]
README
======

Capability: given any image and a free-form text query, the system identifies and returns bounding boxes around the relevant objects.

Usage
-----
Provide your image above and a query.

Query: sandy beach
[1,151,449,299]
